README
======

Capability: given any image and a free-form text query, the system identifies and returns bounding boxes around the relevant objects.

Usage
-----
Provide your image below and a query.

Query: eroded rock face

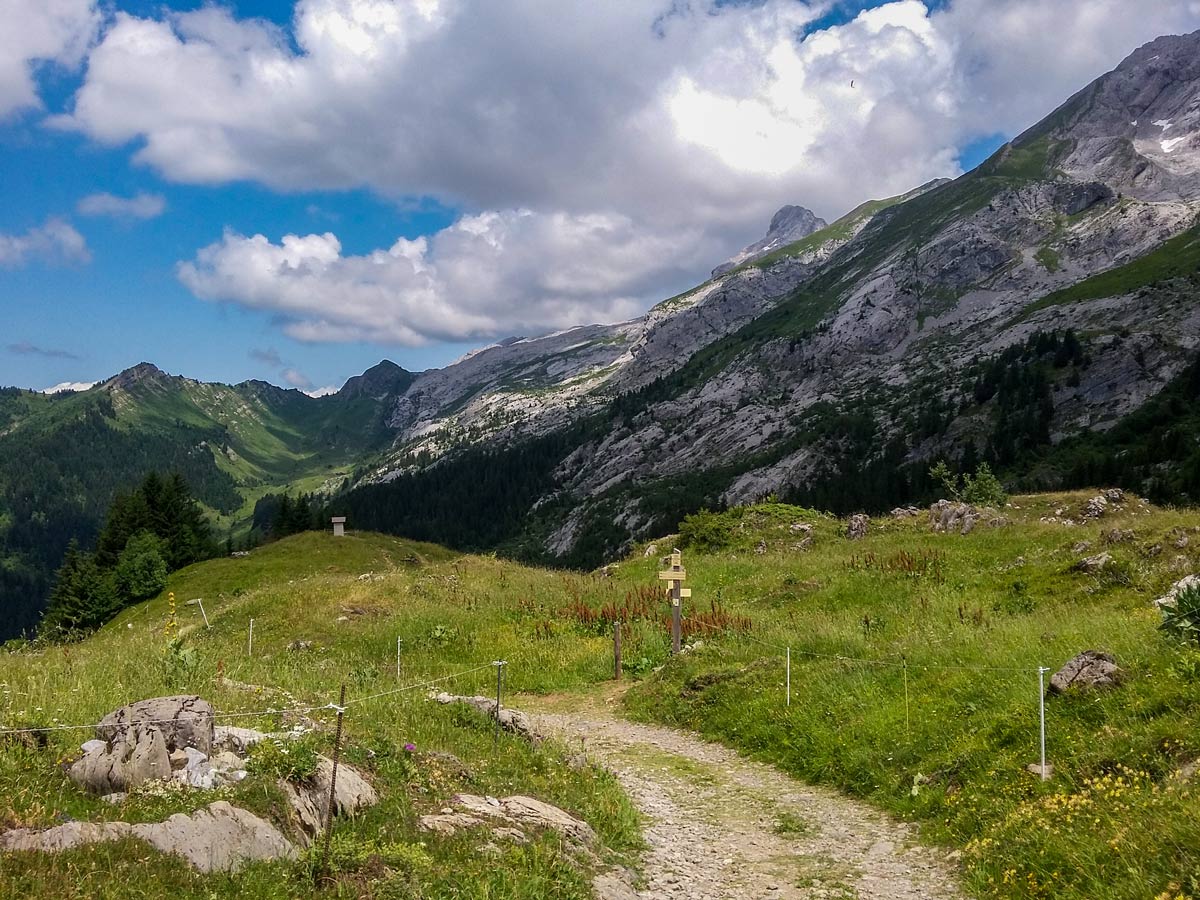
[711,205,828,276]
[418,793,597,847]
[68,724,171,794]
[0,802,295,873]
[278,757,378,845]
[97,696,214,755]
[1048,650,1123,695]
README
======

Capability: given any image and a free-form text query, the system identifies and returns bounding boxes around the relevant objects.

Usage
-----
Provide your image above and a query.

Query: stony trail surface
[525,690,964,900]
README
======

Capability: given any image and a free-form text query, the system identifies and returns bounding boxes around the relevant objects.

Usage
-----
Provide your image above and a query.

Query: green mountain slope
[0,531,640,898]
[2,496,1198,898]
[0,362,414,639]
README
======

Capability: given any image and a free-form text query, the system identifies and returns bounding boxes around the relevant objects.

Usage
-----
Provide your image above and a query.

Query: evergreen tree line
[39,472,215,640]
[249,491,324,543]
[0,389,240,640]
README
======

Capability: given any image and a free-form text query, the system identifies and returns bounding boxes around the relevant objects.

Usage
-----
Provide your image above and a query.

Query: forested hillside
[0,362,412,639]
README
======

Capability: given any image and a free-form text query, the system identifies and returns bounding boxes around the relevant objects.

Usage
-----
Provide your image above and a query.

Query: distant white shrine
[331,516,346,537]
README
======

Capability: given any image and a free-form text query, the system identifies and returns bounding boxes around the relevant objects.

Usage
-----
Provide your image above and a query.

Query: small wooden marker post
[659,549,690,654]
[614,621,623,680]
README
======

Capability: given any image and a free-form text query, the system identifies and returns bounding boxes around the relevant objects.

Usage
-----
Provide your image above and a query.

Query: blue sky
[1,0,1193,393]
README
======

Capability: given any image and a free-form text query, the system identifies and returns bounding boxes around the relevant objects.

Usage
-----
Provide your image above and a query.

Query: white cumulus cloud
[178,209,711,344]
[53,0,1200,345]
[77,191,167,220]
[0,217,91,268]
[0,0,98,119]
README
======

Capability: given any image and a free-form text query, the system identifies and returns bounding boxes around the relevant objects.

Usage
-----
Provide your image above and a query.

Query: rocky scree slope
[456,30,1200,560]
[342,31,1200,563]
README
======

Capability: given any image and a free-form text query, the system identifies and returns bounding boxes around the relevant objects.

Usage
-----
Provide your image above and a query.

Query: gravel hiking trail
[525,689,964,900]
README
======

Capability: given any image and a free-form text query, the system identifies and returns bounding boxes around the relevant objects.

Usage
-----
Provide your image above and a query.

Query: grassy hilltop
[1,491,1199,899]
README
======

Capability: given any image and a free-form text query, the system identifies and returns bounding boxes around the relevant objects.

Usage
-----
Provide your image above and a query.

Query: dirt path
[525,691,964,900]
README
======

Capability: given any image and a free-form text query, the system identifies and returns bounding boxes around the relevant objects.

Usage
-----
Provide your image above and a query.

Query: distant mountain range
[4,30,1200,637]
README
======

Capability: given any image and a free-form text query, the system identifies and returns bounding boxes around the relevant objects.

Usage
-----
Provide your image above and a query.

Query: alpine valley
[5,31,1200,638]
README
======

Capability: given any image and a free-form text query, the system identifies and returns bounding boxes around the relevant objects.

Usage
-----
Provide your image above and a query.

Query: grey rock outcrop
[1048,650,1123,694]
[846,514,870,541]
[68,723,171,794]
[98,696,214,755]
[0,802,295,873]
[1155,574,1200,609]
[1074,552,1114,574]
[418,793,597,847]
[712,205,828,276]
[278,757,378,845]
[431,693,543,741]
[929,501,981,535]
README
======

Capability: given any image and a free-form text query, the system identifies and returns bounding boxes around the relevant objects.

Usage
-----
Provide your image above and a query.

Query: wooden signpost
[659,549,691,654]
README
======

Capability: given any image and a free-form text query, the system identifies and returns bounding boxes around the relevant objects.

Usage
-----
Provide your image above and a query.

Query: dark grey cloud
[7,341,81,360]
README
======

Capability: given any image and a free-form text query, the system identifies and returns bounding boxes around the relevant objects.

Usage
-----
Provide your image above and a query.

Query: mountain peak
[103,362,169,390]
[712,205,828,276]
[337,360,415,400]
[1002,29,1200,200]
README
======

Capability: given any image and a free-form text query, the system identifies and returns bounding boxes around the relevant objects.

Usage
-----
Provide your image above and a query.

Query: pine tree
[40,541,117,638]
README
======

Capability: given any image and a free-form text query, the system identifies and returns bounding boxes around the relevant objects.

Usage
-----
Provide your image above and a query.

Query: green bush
[1160,584,1200,645]
[246,736,321,783]
[113,531,168,602]
[961,462,1009,507]
[678,509,732,552]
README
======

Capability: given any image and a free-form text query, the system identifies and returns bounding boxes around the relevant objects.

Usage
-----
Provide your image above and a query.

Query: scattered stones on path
[528,696,963,900]
[0,801,295,873]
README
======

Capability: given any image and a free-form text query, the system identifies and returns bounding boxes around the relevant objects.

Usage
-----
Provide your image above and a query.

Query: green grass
[620,496,1200,900]
[1034,245,1061,273]
[5,495,1200,899]
[0,532,643,898]
[1018,222,1200,321]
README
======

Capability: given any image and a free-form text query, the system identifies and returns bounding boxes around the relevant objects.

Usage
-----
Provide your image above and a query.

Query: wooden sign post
[614,621,622,680]
[659,549,691,654]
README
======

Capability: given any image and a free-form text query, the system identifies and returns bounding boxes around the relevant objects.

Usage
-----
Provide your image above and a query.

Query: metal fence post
[318,683,347,880]
[1038,666,1049,780]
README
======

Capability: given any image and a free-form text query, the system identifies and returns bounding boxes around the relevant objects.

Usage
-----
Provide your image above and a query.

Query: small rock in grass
[1048,650,1122,695]
[1154,575,1200,609]
[1073,552,1112,574]
[846,514,869,540]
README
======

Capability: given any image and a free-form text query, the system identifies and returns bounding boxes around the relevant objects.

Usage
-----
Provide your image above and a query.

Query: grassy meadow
[1,490,1198,899]
[620,494,1200,900]
[0,532,646,898]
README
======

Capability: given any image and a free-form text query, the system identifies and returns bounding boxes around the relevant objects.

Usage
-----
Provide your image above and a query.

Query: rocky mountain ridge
[711,205,828,276]
[5,30,1200,609]
[356,30,1200,560]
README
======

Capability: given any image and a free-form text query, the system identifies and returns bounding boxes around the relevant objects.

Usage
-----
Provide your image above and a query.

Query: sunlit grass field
[2,490,1198,899]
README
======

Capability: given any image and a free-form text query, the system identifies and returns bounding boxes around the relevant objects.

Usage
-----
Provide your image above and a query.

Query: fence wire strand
[0,662,497,737]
